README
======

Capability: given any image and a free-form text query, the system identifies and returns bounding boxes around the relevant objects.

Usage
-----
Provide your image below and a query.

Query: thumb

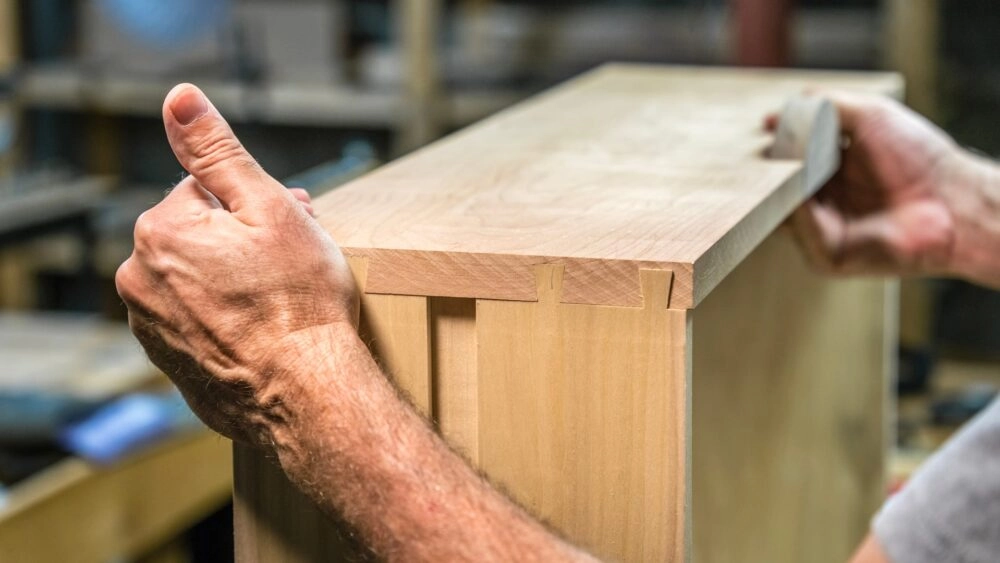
[163,83,284,211]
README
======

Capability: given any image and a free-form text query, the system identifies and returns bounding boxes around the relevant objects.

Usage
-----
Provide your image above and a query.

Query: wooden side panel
[233,444,359,563]
[233,267,432,561]
[692,232,893,563]
[360,292,432,413]
[429,297,479,462]
[475,265,690,562]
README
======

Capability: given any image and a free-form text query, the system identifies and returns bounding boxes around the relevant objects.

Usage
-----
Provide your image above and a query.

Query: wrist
[941,150,1000,287]
[255,321,371,461]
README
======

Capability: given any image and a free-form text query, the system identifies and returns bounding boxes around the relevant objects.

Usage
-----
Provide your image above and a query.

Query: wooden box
[234,65,900,562]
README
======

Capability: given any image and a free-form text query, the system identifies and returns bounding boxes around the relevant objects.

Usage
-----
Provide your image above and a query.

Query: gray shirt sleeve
[875,396,1000,563]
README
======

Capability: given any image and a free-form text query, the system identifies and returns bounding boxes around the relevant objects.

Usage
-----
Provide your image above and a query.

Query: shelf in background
[16,64,525,130]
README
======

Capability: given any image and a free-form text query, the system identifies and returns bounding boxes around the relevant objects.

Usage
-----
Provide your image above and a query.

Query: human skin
[768,93,1000,563]
[117,84,1000,562]
[116,84,597,562]
[766,91,1000,289]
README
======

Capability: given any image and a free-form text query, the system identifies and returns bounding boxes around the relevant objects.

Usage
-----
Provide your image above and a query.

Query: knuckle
[190,133,260,178]
[133,211,159,245]
[114,259,135,299]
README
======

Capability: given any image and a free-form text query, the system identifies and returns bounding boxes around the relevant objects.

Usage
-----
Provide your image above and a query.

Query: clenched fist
[116,84,359,448]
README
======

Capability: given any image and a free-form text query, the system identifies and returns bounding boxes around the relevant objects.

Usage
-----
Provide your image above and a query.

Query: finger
[836,200,954,276]
[288,188,315,217]
[787,199,845,272]
[288,188,311,204]
[132,178,227,251]
[162,84,286,212]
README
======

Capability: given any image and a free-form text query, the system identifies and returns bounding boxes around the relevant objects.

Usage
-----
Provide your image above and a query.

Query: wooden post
[0,0,17,73]
[394,0,442,155]
[884,0,940,349]
[733,0,794,67]
[883,0,939,117]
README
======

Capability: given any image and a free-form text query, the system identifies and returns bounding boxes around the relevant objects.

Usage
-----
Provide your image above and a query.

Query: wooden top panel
[315,64,900,308]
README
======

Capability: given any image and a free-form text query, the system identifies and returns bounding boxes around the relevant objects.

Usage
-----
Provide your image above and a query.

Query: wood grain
[429,297,479,462]
[350,256,433,413]
[475,265,689,562]
[233,258,434,563]
[233,444,365,563]
[692,232,893,563]
[235,66,897,562]
[316,64,900,309]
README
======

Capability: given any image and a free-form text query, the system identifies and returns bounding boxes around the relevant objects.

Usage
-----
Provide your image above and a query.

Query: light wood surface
[233,444,363,563]
[0,432,232,563]
[429,297,479,462]
[475,266,689,562]
[692,231,894,563]
[349,256,433,414]
[316,64,900,310]
[233,258,435,562]
[236,65,896,562]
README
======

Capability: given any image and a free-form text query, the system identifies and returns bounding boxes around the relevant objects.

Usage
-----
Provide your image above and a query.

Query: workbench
[0,314,233,563]
[0,432,231,563]
[235,64,900,562]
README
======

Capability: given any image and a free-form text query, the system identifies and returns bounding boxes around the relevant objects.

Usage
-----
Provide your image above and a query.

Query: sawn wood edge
[343,248,687,309]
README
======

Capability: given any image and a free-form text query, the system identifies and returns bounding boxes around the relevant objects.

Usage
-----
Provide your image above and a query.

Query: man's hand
[115,84,597,563]
[115,84,359,448]
[770,91,1000,287]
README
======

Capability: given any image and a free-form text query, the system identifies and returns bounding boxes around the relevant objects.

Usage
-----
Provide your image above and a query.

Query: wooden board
[429,297,479,461]
[233,444,368,563]
[236,65,897,562]
[315,64,901,310]
[0,432,232,563]
[692,232,894,563]
[233,259,433,562]
[474,266,689,562]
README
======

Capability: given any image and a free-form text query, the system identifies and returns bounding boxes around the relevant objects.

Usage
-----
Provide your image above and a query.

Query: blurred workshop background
[0,1,997,561]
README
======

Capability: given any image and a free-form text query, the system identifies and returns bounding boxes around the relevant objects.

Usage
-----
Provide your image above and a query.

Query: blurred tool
[0,313,199,483]
[60,390,201,465]
[284,140,380,197]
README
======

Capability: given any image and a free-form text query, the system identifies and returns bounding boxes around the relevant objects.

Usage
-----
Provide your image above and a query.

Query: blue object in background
[97,0,230,51]
[0,392,103,444]
[59,391,201,465]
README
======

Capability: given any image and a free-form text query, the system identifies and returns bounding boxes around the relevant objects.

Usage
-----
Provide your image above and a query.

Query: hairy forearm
[261,323,597,562]
[945,150,1000,288]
